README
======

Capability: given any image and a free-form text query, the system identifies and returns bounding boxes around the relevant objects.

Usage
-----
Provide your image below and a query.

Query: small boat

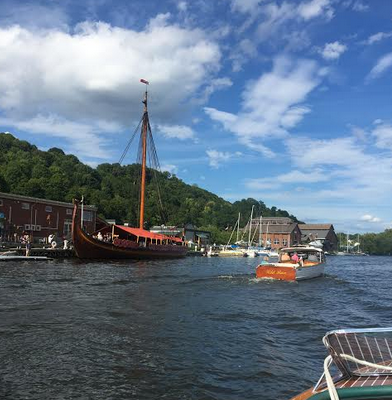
[219,245,246,257]
[291,327,392,400]
[72,81,188,260]
[0,251,52,261]
[255,246,325,281]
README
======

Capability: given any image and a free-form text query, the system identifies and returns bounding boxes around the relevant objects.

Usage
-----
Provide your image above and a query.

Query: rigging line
[147,128,168,224]
[118,116,143,165]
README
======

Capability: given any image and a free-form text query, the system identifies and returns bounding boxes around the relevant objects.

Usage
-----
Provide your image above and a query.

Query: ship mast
[139,79,149,230]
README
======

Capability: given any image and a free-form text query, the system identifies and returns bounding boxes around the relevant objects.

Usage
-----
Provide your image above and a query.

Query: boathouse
[0,192,97,244]
[248,217,301,249]
[298,224,338,252]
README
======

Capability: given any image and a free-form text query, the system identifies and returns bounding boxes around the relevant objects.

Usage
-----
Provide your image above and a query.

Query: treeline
[338,231,392,256]
[0,133,297,242]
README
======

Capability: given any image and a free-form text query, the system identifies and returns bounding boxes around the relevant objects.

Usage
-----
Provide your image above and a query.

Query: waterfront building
[248,217,301,249]
[150,223,211,248]
[298,224,338,252]
[0,192,97,243]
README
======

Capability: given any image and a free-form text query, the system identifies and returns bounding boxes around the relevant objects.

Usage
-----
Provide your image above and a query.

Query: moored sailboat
[72,81,188,259]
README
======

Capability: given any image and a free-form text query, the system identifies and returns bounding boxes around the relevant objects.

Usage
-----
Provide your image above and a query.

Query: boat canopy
[280,246,324,253]
[116,225,183,243]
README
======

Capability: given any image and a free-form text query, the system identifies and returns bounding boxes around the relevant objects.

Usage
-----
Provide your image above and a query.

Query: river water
[1,255,392,399]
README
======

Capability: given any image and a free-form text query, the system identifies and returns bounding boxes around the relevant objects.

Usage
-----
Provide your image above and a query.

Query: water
[1,255,392,400]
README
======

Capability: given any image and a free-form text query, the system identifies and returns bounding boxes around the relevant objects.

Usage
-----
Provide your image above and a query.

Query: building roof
[260,223,298,234]
[0,191,97,210]
[298,224,333,230]
[252,217,294,225]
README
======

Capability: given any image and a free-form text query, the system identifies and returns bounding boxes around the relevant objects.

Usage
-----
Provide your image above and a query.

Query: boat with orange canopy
[291,327,392,400]
[72,80,187,259]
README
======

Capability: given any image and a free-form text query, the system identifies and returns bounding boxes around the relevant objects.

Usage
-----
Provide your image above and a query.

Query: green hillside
[0,132,298,238]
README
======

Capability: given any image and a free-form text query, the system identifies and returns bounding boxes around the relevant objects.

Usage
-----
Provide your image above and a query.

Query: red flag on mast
[140,78,149,85]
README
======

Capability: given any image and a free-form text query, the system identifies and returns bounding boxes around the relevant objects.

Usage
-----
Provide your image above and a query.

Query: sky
[0,0,392,233]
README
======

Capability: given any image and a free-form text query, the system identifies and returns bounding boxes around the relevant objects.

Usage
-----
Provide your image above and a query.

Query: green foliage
[0,132,298,236]
[337,231,392,255]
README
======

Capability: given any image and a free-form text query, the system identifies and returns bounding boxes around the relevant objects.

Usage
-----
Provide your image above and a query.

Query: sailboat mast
[248,205,254,247]
[259,215,262,247]
[139,86,149,230]
[236,212,240,242]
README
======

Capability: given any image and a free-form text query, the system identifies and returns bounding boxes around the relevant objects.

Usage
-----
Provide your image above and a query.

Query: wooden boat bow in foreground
[291,327,392,400]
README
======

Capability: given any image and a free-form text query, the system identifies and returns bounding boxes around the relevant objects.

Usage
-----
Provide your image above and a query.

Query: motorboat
[290,327,392,400]
[256,246,325,281]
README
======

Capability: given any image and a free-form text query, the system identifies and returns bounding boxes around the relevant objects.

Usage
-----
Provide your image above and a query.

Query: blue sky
[1,0,392,233]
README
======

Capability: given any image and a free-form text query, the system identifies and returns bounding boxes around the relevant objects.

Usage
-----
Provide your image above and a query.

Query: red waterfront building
[0,192,97,243]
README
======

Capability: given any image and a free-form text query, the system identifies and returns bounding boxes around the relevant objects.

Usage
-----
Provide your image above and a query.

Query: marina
[1,255,392,399]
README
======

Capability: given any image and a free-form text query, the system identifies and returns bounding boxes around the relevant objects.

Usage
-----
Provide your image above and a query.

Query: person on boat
[291,252,299,263]
[25,240,31,257]
[97,232,103,241]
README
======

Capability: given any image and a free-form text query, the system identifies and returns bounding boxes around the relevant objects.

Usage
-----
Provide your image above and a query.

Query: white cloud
[371,123,392,150]
[363,31,392,45]
[205,56,323,155]
[298,0,334,20]
[160,163,178,174]
[157,124,196,141]
[320,41,347,60]
[0,114,116,160]
[177,1,187,12]
[0,19,221,158]
[361,214,381,223]
[368,52,392,80]
[231,0,263,14]
[206,149,242,168]
[352,1,369,12]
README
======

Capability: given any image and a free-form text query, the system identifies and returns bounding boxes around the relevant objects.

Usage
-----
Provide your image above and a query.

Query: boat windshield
[323,328,392,377]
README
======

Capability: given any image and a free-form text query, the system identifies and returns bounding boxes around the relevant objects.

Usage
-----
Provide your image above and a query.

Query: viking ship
[72,80,188,259]
[291,327,392,400]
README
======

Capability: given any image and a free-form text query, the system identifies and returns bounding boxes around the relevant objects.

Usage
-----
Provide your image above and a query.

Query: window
[282,238,288,246]
[63,220,72,236]
[83,210,93,222]
[66,209,73,215]
[22,202,30,210]
[45,205,52,212]
[0,199,3,206]
[274,238,280,245]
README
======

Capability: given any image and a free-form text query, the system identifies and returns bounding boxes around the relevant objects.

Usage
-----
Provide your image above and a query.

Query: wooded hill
[0,132,298,241]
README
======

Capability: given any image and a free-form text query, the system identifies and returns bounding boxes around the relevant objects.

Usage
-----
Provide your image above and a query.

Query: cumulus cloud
[157,124,196,141]
[0,114,116,160]
[320,41,347,60]
[363,31,392,46]
[205,56,323,156]
[297,0,334,20]
[361,215,381,223]
[368,52,392,80]
[371,122,392,150]
[0,18,222,159]
[160,163,178,174]
[231,0,263,14]
[206,149,242,168]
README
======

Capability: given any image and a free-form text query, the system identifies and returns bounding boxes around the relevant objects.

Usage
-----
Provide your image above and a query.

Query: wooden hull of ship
[256,262,324,281]
[73,223,187,259]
